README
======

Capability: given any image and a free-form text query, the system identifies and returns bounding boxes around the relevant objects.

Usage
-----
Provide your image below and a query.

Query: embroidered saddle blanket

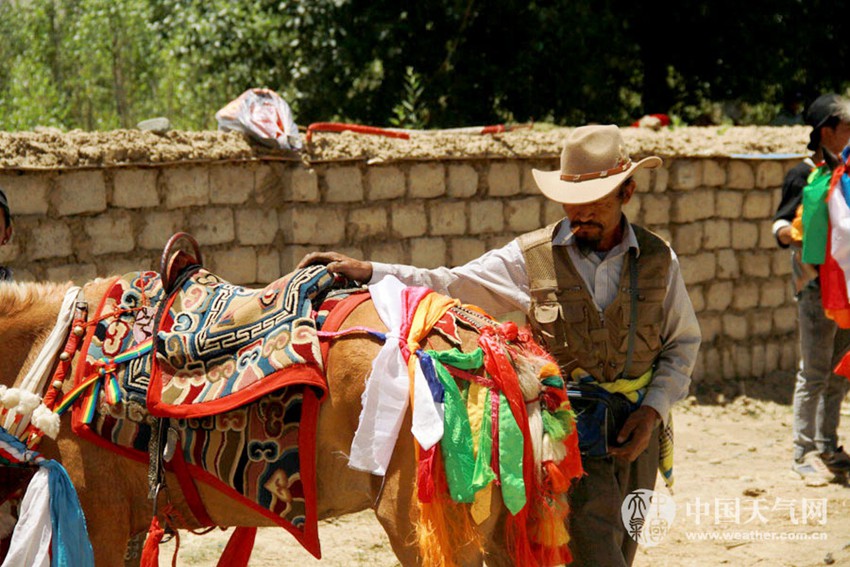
[71,266,338,557]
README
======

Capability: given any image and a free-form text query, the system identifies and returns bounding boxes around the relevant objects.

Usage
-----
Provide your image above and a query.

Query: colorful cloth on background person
[801,165,832,265]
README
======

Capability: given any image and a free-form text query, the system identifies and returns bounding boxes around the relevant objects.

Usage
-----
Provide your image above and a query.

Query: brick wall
[0,155,800,383]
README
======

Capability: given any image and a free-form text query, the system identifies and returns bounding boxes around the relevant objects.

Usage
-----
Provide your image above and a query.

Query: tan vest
[518,221,671,383]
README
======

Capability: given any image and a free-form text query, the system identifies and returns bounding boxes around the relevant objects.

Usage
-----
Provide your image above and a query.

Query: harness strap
[42,302,89,411]
[166,440,215,528]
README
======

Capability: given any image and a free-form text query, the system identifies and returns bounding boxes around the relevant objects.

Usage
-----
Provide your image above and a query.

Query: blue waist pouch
[567,383,635,458]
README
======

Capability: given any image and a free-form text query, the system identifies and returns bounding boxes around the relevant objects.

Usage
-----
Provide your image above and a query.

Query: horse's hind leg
[374,428,484,567]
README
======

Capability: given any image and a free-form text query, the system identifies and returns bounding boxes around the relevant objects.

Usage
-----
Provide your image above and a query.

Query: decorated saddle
[70,265,339,557]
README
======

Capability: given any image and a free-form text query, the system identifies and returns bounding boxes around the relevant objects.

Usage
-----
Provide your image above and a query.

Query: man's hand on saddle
[608,405,661,463]
[298,251,374,284]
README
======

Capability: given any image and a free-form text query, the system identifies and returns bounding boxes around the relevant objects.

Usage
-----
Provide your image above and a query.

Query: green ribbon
[802,166,832,265]
[498,392,526,514]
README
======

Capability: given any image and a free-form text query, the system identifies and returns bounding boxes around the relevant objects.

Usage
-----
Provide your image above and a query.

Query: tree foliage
[1,0,849,131]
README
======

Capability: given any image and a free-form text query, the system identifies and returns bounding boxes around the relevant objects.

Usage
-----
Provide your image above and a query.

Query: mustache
[571,221,604,230]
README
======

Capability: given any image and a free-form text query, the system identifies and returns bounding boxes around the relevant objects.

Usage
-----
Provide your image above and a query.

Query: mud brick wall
[0,156,800,384]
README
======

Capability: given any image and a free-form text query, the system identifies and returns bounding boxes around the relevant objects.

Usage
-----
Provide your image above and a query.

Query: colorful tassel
[140,516,164,567]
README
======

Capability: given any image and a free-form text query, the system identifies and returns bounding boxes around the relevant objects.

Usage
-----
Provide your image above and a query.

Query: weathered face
[561,180,635,250]
[821,121,850,156]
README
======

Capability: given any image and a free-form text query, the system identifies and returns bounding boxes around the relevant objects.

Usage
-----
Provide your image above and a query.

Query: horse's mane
[0,281,75,317]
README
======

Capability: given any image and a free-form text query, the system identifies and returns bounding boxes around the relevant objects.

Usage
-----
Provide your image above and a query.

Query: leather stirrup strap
[167,441,215,528]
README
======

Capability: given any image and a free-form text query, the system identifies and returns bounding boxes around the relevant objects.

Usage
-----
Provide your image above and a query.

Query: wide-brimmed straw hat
[532,125,662,205]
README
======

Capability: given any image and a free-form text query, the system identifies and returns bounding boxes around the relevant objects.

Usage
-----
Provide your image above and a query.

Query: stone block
[759,220,778,249]
[772,306,798,333]
[731,282,759,310]
[706,281,733,311]
[210,165,253,204]
[622,194,642,222]
[0,242,19,264]
[256,249,281,283]
[391,202,428,238]
[632,168,651,193]
[642,194,670,225]
[367,167,405,200]
[55,171,107,216]
[451,238,487,266]
[235,208,279,245]
[505,197,542,232]
[756,161,785,188]
[429,202,468,236]
[410,237,447,268]
[325,166,364,203]
[280,207,346,245]
[723,313,748,340]
[139,211,185,250]
[699,314,721,343]
[254,164,286,206]
[740,252,771,278]
[716,249,740,279]
[727,161,755,189]
[280,245,314,274]
[46,263,97,284]
[85,212,135,255]
[704,348,722,380]
[369,241,406,264]
[765,343,780,374]
[447,165,479,198]
[742,191,774,219]
[689,285,705,312]
[772,250,792,276]
[751,344,766,377]
[702,160,726,187]
[348,206,388,240]
[487,162,520,197]
[679,252,716,285]
[653,167,669,192]
[672,190,715,223]
[715,190,744,219]
[731,221,759,250]
[28,222,72,260]
[188,208,235,246]
[751,309,773,336]
[113,169,159,209]
[0,174,50,215]
[288,167,320,202]
[410,164,446,198]
[469,201,504,234]
[670,160,702,190]
[653,227,672,243]
[760,280,787,307]
[735,345,751,377]
[543,201,565,225]
[208,247,257,285]
[671,223,703,255]
[703,219,731,249]
[163,167,209,208]
[721,347,737,380]
[780,341,797,371]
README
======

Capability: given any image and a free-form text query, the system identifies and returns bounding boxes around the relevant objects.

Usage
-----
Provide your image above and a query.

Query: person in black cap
[772,93,850,485]
[0,188,12,281]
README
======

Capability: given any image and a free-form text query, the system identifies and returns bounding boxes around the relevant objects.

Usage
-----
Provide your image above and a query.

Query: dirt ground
[159,375,850,567]
[0,125,812,169]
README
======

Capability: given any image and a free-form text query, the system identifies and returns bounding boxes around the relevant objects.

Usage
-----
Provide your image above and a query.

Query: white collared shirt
[370,217,701,422]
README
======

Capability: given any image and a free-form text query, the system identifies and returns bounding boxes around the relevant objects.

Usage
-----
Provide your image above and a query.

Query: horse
[0,275,575,566]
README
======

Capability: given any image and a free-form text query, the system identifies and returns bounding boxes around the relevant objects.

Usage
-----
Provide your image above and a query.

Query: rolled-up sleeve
[370,240,531,317]
[642,249,701,423]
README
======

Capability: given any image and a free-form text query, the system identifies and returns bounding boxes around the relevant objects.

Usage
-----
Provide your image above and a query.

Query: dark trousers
[567,429,660,567]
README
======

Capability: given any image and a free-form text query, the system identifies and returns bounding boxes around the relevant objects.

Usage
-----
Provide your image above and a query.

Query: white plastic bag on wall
[215,88,303,150]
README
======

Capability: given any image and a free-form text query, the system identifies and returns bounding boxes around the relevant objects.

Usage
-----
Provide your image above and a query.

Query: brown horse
[0,278,529,566]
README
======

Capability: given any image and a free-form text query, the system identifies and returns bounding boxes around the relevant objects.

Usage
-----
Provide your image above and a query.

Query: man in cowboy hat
[300,124,700,566]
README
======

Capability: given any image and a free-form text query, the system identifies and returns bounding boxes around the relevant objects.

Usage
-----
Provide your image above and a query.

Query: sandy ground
[159,376,850,567]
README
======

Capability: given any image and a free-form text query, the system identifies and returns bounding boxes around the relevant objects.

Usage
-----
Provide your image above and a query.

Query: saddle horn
[160,232,203,294]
